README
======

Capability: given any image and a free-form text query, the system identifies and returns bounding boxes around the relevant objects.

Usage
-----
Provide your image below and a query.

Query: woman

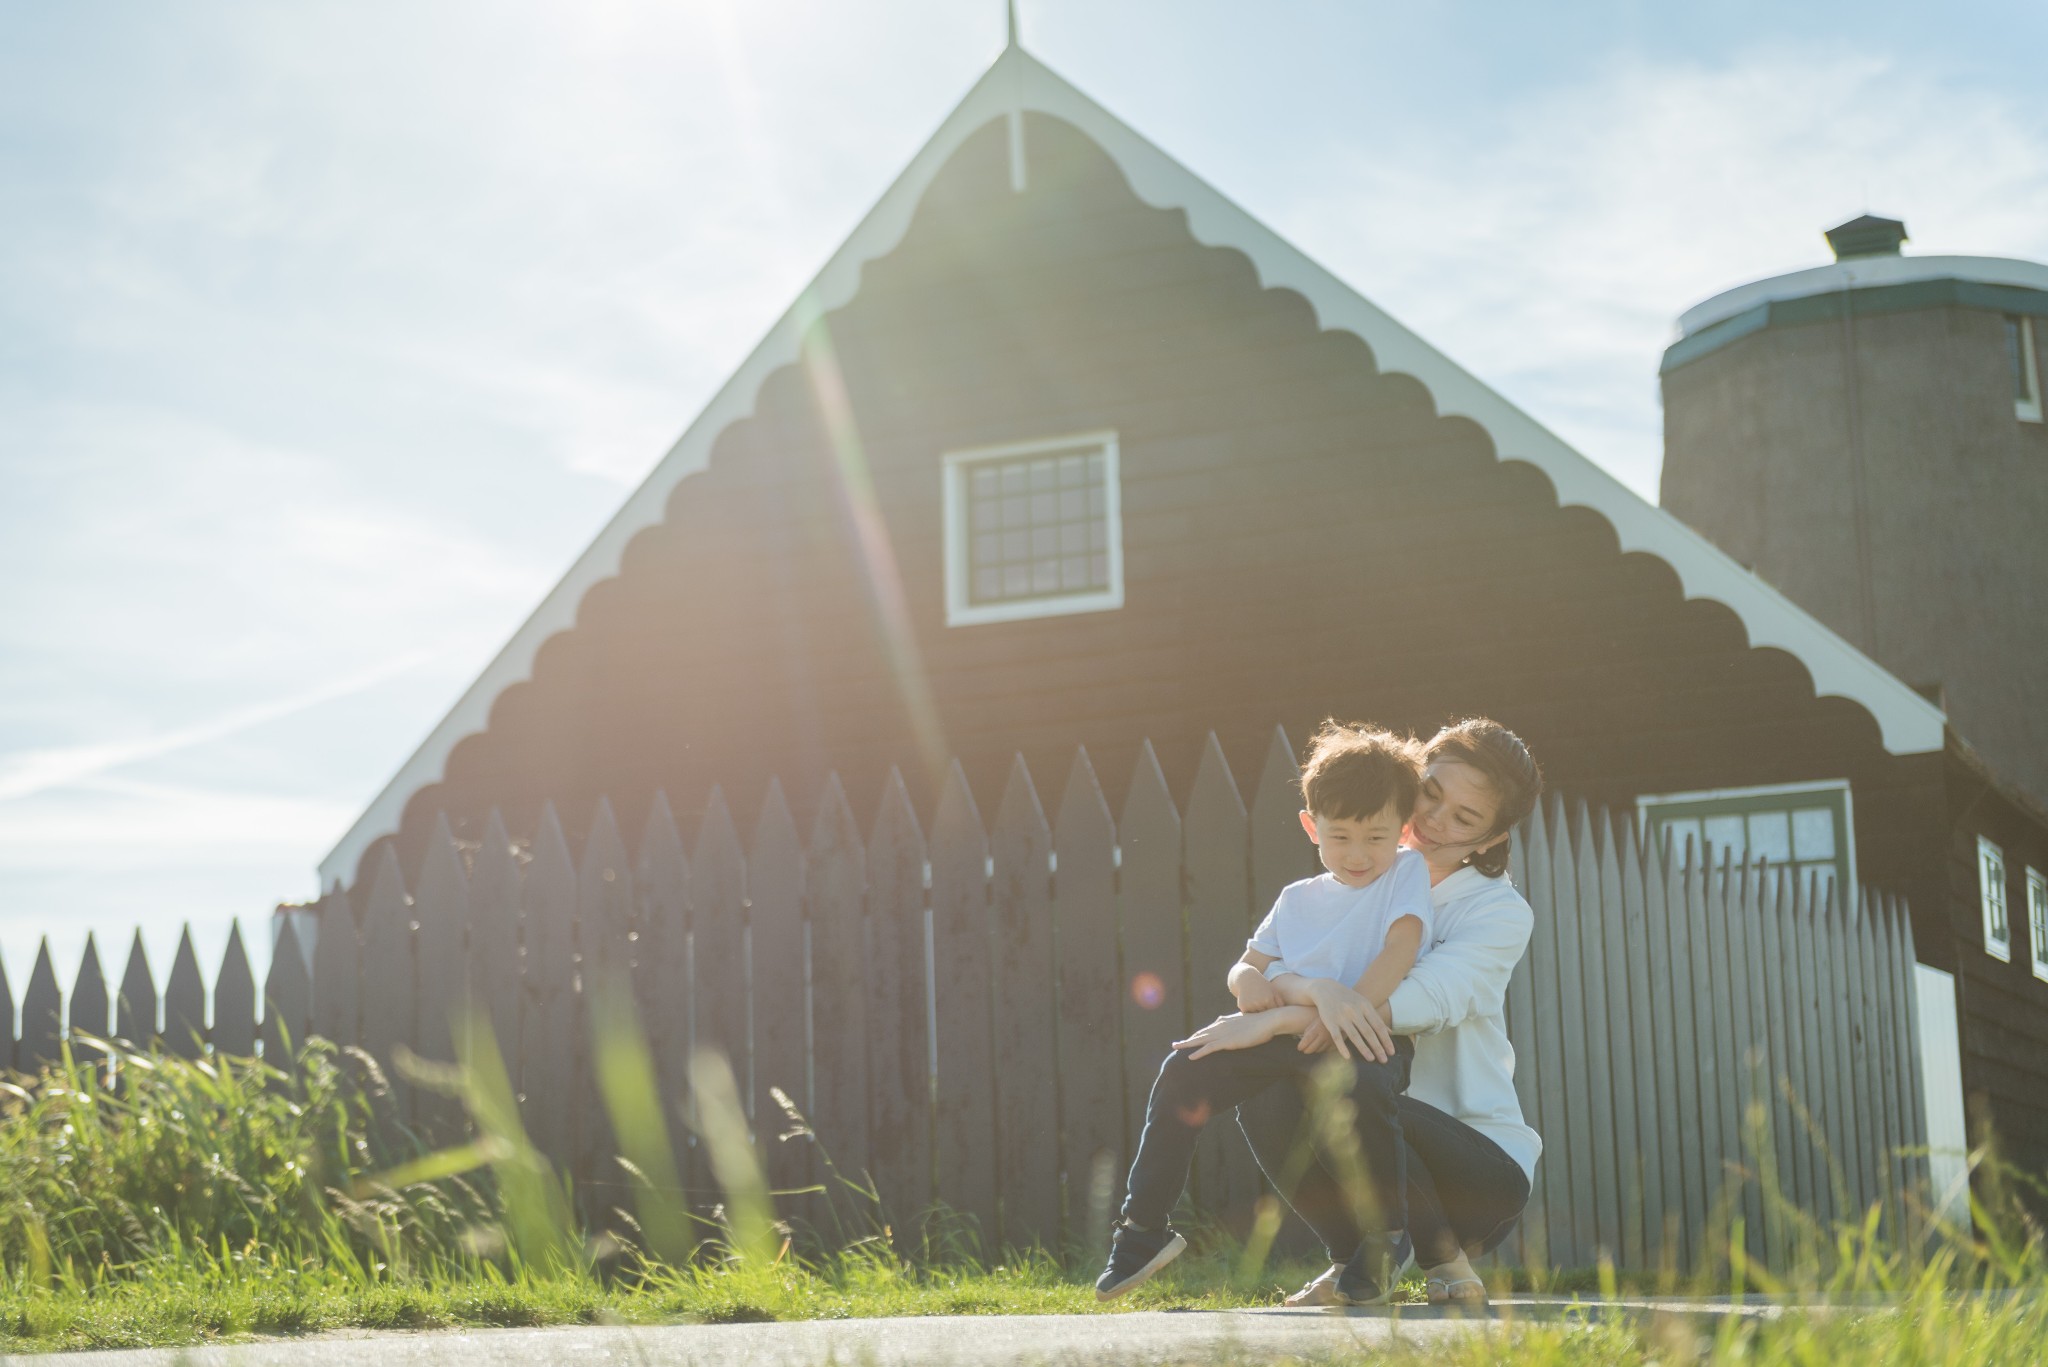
[1177,718,1542,1306]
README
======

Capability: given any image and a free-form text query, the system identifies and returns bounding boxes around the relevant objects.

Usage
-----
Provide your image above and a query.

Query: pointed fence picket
[262,918,311,1066]
[469,811,524,1094]
[930,763,999,1250]
[311,889,358,1049]
[990,756,1060,1254]
[749,781,811,1204]
[20,942,60,1073]
[70,934,108,1069]
[214,925,256,1059]
[804,776,869,1230]
[1051,748,1123,1248]
[0,736,1952,1278]
[691,789,749,1114]
[118,932,155,1047]
[576,797,635,1200]
[865,770,931,1242]
[164,927,207,1060]
[521,805,579,1169]
[359,846,414,1117]
[1183,734,1261,1225]
[1116,743,1181,1160]
[412,813,469,1143]
[633,791,695,1201]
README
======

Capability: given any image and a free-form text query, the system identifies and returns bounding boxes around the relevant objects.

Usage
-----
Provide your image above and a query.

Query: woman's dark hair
[1422,718,1542,879]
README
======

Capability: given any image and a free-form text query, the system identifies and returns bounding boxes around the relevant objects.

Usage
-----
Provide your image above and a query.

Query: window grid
[964,449,1112,606]
[2028,867,2048,982]
[1980,836,2010,962]
[2011,315,2044,423]
[1638,782,1853,902]
[941,432,1123,628]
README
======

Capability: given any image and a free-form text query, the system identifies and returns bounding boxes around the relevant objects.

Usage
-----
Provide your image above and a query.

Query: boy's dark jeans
[1120,1036,1414,1233]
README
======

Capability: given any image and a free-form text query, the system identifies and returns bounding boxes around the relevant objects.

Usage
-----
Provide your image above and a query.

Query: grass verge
[0,1023,2043,1362]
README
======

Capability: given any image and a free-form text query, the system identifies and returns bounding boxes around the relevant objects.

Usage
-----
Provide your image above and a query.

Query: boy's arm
[1352,914,1424,1016]
[1227,948,1286,1012]
[1293,923,1423,1058]
[1264,968,1396,1062]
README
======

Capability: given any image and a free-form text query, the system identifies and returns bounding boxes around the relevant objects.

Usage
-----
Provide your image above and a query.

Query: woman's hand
[1173,1012,1281,1059]
[1297,1018,1333,1054]
[1305,979,1394,1062]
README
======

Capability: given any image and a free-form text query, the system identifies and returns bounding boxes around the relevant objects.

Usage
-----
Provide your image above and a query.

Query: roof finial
[1006,0,1020,48]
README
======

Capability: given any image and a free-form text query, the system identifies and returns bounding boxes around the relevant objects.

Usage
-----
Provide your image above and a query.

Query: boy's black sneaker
[1094,1220,1188,1301]
[1334,1229,1415,1306]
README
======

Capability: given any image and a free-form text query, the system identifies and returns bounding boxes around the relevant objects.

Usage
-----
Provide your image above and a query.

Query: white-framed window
[2008,314,2043,423]
[2027,866,2048,982]
[1638,779,1854,899]
[941,431,1123,627]
[1979,836,2010,962]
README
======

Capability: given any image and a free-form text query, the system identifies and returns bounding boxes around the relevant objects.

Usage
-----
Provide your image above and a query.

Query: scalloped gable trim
[318,46,1946,889]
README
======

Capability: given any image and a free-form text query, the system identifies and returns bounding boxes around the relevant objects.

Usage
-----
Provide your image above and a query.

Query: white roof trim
[319,46,1946,888]
[1680,254,2048,336]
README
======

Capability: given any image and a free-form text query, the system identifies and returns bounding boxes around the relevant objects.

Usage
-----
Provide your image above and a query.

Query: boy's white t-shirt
[1247,847,1433,987]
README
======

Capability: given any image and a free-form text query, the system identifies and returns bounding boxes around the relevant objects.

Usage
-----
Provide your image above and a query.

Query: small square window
[2028,867,2048,982]
[1979,836,2010,962]
[943,432,1124,626]
[2008,315,2043,423]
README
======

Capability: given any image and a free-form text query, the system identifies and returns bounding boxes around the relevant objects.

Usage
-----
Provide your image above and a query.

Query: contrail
[0,646,447,803]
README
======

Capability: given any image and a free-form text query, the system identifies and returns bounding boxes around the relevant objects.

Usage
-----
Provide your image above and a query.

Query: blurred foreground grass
[0,1014,2041,1362]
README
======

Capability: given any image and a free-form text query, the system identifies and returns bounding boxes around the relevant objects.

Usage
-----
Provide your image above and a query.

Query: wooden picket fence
[0,727,1935,1273]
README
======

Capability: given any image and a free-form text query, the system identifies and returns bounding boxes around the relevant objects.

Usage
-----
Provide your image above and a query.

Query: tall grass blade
[589,981,692,1269]
[688,1048,776,1266]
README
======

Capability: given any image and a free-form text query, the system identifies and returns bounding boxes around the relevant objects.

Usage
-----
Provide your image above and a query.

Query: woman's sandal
[1282,1263,1346,1307]
[1425,1275,1489,1308]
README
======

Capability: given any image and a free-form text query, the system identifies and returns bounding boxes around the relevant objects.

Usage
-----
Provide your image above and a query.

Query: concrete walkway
[1,1298,1788,1367]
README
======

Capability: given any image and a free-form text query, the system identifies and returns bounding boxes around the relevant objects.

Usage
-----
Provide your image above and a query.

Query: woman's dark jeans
[1237,1086,1530,1268]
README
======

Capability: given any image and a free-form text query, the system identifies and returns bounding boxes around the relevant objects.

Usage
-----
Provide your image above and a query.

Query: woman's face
[1406,758,1505,873]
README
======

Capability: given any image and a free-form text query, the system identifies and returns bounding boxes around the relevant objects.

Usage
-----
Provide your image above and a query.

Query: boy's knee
[1154,1047,1236,1119]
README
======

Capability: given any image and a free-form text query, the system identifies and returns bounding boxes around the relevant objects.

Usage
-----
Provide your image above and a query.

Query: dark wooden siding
[1942,749,2048,1187]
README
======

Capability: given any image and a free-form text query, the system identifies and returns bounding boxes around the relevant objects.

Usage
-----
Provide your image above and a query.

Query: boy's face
[1298,801,1407,889]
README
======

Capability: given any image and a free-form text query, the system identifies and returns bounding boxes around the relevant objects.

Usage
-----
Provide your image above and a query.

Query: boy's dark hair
[1299,720,1423,822]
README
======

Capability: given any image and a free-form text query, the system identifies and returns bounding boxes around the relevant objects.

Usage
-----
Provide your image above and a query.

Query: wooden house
[318,46,2046,1192]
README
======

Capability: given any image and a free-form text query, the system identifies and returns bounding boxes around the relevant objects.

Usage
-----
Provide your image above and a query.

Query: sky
[3,0,2046,1007]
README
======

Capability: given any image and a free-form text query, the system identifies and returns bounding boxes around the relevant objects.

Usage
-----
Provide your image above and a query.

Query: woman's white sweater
[1386,864,1543,1183]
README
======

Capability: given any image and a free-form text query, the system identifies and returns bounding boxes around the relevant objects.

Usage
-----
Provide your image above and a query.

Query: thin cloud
[1283,47,2048,499]
[0,775,353,863]
[0,648,441,803]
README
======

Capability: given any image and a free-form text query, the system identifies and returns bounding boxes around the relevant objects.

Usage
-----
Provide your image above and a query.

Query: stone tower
[1660,217,2048,804]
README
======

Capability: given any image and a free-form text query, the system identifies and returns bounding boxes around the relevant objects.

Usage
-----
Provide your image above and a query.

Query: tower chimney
[1824,214,1907,261]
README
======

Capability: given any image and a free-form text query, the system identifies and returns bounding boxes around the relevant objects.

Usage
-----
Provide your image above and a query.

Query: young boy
[1095,723,1432,1304]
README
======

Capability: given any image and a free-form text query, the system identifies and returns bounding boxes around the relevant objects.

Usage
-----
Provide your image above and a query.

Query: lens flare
[1130,971,1166,1010]
[795,292,949,789]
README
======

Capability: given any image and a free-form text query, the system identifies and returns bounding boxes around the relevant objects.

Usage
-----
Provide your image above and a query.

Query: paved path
[1,1299,1777,1367]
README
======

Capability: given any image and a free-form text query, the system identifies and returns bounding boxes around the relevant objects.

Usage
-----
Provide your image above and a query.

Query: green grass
[0,1021,2043,1362]
[0,1251,1312,1353]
